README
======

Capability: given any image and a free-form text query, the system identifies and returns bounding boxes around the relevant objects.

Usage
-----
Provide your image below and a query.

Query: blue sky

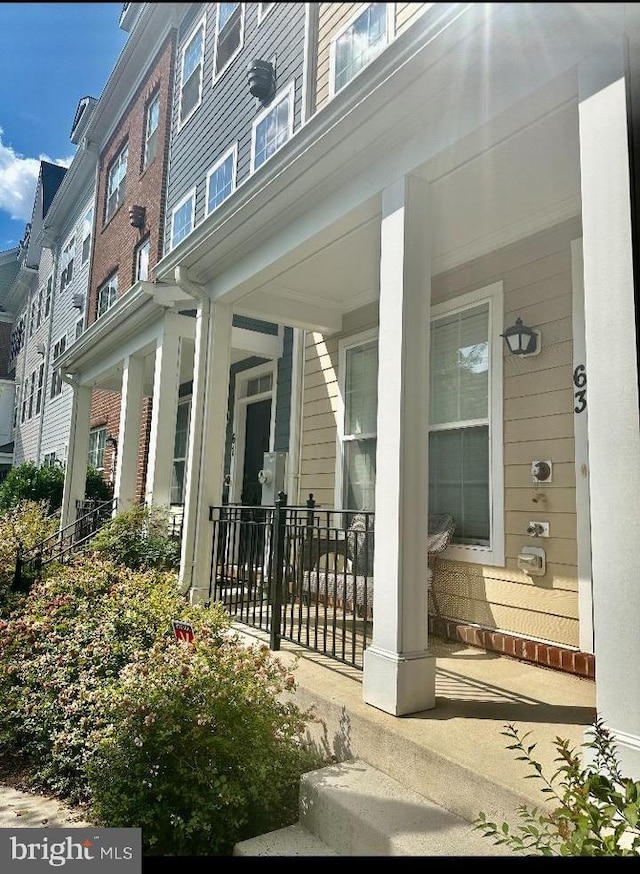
[0,3,128,249]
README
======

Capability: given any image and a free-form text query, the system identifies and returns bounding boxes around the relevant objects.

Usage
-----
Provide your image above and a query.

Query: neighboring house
[6,162,67,467]
[0,247,21,477]
[52,1,640,782]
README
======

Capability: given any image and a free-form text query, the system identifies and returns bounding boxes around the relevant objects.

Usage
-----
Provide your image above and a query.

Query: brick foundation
[428,614,595,680]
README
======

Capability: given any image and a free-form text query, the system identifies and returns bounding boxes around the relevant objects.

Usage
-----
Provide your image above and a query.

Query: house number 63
[573,364,587,414]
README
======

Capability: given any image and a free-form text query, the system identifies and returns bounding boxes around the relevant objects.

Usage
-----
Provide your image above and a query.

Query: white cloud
[0,128,74,223]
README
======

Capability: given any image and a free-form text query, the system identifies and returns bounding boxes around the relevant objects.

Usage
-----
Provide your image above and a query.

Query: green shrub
[85,466,113,503]
[474,720,640,855]
[0,462,112,514]
[90,504,181,571]
[87,634,322,856]
[0,556,227,803]
[0,500,59,613]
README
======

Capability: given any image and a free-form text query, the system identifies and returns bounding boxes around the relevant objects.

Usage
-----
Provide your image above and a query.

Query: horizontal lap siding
[433,217,581,648]
[166,2,306,254]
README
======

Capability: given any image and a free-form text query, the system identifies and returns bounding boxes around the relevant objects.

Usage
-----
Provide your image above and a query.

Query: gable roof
[24,161,67,268]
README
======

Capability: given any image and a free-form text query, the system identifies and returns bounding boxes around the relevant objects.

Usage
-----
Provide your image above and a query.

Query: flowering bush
[0,555,228,803]
[0,500,58,613]
[87,634,322,856]
[89,503,181,571]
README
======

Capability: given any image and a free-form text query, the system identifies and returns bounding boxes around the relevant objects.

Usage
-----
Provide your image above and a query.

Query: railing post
[270,491,287,651]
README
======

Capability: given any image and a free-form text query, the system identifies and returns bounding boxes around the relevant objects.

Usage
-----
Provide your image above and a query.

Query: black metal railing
[209,493,374,670]
[13,497,118,592]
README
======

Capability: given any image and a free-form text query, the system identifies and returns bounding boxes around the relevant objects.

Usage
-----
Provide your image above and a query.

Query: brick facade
[87,30,176,497]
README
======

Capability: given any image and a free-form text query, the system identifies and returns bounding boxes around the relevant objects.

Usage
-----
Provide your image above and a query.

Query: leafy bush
[90,504,181,571]
[474,720,640,855]
[88,635,322,856]
[0,500,59,614]
[0,462,112,513]
[0,556,227,803]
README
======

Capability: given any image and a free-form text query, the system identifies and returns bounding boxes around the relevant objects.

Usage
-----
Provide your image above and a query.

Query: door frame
[229,360,277,504]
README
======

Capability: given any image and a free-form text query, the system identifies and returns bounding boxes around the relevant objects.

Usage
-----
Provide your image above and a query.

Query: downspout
[173,265,210,595]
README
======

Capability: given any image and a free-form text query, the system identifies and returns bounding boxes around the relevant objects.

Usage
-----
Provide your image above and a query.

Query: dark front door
[241,398,272,506]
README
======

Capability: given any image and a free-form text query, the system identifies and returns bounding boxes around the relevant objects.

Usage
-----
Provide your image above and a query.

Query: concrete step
[234,760,511,856]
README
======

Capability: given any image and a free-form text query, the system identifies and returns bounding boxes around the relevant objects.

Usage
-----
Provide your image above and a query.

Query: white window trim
[170,187,197,251]
[429,281,504,567]
[143,92,160,170]
[97,274,118,320]
[136,237,151,281]
[81,205,93,263]
[105,143,128,223]
[171,396,192,505]
[212,3,245,85]
[257,2,274,25]
[204,143,237,218]
[178,13,207,131]
[250,80,295,174]
[329,2,395,99]
[335,327,378,513]
[229,360,277,503]
[88,427,107,472]
[333,282,504,566]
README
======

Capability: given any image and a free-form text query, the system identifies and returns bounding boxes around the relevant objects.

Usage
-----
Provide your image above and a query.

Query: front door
[241,398,272,506]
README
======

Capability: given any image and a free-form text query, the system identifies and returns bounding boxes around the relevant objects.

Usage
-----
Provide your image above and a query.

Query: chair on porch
[300,512,455,618]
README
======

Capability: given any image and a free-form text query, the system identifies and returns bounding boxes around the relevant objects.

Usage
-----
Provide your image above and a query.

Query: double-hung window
[171,189,196,249]
[88,427,107,471]
[428,283,503,563]
[136,238,150,281]
[171,399,191,504]
[143,93,160,169]
[35,363,44,415]
[44,275,52,317]
[60,235,76,291]
[81,207,93,263]
[338,331,378,512]
[36,288,43,329]
[50,335,66,399]
[97,274,118,319]
[331,3,390,95]
[205,145,236,215]
[180,16,206,126]
[21,374,29,423]
[213,3,243,80]
[251,82,294,172]
[106,144,128,222]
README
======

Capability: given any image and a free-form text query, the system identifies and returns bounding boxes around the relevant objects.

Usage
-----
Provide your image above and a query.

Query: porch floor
[232,622,598,835]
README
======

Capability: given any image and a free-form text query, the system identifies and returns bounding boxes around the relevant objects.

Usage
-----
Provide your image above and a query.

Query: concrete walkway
[0,785,91,829]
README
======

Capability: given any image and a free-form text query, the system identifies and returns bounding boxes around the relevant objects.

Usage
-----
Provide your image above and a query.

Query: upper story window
[60,235,75,292]
[50,334,67,399]
[10,314,25,361]
[171,189,196,249]
[29,300,36,337]
[136,238,150,281]
[205,145,236,216]
[214,3,244,81]
[97,273,118,319]
[180,15,206,126]
[44,274,52,317]
[36,287,43,329]
[258,3,274,24]
[35,362,44,415]
[81,207,93,263]
[251,81,294,172]
[331,3,390,96]
[143,93,160,169]
[105,143,128,222]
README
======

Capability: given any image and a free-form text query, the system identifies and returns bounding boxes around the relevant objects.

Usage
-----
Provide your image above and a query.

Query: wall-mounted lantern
[129,205,146,229]
[248,59,276,104]
[501,317,540,356]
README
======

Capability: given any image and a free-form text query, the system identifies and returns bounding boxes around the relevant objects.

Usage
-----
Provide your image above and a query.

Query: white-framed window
[27,369,36,420]
[171,189,196,249]
[337,329,378,512]
[29,300,36,337]
[171,398,192,504]
[21,373,29,423]
[251,81,294,172]
[50,334,67,399]
[36,287,43,329]
[81,207,93,263]
[205,144,236,216]
[179,14,206,127]
[44,452,57,467]
[35,362,44,415]
[330,3,392,96]
[88,427,107,471]
[97,274,118,319]
[257,2,274,24]
[136,238,150,281]
[429,282,504,564]
[335,282,504,564]
[75,317,84,340]
[213,3,244,81]
[105,143,128,222]
[44,275,52,317]
[60,235,76,292]
[12,385,19,429]
[143,93,160,169]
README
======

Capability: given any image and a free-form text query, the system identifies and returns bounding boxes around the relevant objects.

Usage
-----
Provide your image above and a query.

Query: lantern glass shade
[501,317,539,355]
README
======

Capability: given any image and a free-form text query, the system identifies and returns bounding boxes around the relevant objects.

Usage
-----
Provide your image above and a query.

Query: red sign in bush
[172,620,194,643]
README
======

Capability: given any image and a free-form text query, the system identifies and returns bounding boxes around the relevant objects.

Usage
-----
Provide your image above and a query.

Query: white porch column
[579,44,640,777]
[114,354,144,511]
[363,175,435,716]
[145,314,182,507]
[181,301,232,602]
[60,382,91,529]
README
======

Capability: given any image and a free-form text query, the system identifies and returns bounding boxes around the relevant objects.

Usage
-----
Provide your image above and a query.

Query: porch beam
[363,174,436,716]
